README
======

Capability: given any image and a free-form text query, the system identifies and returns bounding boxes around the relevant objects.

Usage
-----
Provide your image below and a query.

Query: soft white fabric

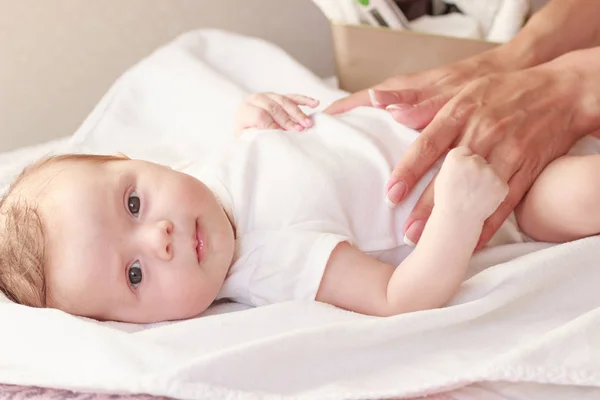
[444,0,529,42]
[411,13,482,40]
[486,0,530,43]
[195,107,534,306]
[199,108,436,306]
[310,0,527,42]
[2,30,600,400]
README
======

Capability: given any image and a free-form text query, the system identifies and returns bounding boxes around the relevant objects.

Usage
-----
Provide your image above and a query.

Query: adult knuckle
[417,135,440,161]
[494,155,516,175]
[526,157,545,179]
[520,160,544,189]
[505,142,526,165]
[477,115,506,139]
[445,97,477,125]
[414,198,434,217]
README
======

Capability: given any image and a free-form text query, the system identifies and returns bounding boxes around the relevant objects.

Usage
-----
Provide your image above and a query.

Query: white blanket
[2,30,600,400]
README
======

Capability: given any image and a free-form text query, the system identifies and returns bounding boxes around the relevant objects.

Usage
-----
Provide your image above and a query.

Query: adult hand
[324,49,516,116]
[387,54,600,249]
[325,0,600,118]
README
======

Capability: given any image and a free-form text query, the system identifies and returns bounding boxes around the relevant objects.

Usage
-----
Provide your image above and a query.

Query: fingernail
[386,181,407,206]
[386,104,414,111]
[385,195,397,209]
[404,220,425,245]
[403,235,417,248]
[303,118,313,127]
[368,89,381,107]
[294,124,304,131]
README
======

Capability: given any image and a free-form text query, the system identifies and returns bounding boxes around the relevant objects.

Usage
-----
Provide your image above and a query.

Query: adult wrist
[469,39,537,79]
[544,47,600,135]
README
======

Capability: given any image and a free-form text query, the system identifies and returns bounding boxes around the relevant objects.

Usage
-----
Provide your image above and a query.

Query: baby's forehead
[13,160,86,197]
[3,154,133,221]
[6,158,112,210]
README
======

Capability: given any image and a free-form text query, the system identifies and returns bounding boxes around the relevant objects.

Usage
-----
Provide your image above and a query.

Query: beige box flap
[332,23,498,92]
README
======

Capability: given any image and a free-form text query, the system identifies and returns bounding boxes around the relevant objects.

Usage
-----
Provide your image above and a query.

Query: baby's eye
[128,261,143,288]
[128,191,141,217]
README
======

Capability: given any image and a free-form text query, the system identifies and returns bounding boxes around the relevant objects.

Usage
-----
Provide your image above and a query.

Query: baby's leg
[515,155,600,242]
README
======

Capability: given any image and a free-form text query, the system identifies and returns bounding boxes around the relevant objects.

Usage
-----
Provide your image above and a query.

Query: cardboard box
[331,23,499,92]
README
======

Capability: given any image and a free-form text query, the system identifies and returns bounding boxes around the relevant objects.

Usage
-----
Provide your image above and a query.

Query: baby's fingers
[259,98,304,132]
[285,95,319,128]
[247,105,282,131]
[266,94,313,130]
[285,94,320,108]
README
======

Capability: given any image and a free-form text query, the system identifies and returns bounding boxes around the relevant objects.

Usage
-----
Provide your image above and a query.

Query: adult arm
[324,0,600,116]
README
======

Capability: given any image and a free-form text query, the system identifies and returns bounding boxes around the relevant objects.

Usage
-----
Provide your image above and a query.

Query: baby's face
[29,157,235,323]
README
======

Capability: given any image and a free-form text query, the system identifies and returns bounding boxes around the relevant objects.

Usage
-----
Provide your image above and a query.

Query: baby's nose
[149,220,174,261]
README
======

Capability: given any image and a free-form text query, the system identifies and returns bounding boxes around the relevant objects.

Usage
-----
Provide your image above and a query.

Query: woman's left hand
[385,52,600,249]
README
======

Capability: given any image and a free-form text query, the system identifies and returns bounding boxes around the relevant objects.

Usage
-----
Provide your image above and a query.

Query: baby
[1,92,599,324]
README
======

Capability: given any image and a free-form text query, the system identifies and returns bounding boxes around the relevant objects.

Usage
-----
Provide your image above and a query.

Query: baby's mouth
[195,219,206,264]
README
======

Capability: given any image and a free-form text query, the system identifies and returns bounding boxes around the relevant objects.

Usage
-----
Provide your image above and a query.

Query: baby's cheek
[173,174,207,206]
[164,271,213,316]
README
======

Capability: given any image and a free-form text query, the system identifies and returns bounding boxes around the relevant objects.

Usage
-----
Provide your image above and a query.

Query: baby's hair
[0,153,125,307]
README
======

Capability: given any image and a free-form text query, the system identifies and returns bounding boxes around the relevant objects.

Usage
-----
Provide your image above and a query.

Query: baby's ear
[114,152,130,160]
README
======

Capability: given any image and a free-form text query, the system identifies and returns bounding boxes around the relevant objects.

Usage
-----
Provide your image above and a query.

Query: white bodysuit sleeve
[220,230,348,307]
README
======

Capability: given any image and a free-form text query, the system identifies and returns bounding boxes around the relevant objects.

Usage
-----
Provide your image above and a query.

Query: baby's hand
[235,92,320,137]
[434,146,508,222]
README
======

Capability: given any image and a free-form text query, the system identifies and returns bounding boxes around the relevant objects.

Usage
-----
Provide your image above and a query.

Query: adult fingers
[459,107,527,170]
[368,89,428,109]
[325,77,430,115]
[484,139,525,184]
[386,92,454,130]
[476,165,538,250]
[386,97,468,203]
[324,89,371,115]
[401,177,435,245]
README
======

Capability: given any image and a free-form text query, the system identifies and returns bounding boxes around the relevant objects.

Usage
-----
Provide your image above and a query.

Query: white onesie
[186,107,538,307]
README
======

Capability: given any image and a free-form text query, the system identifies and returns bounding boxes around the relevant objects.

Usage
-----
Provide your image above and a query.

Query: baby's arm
[317,147,508,316]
